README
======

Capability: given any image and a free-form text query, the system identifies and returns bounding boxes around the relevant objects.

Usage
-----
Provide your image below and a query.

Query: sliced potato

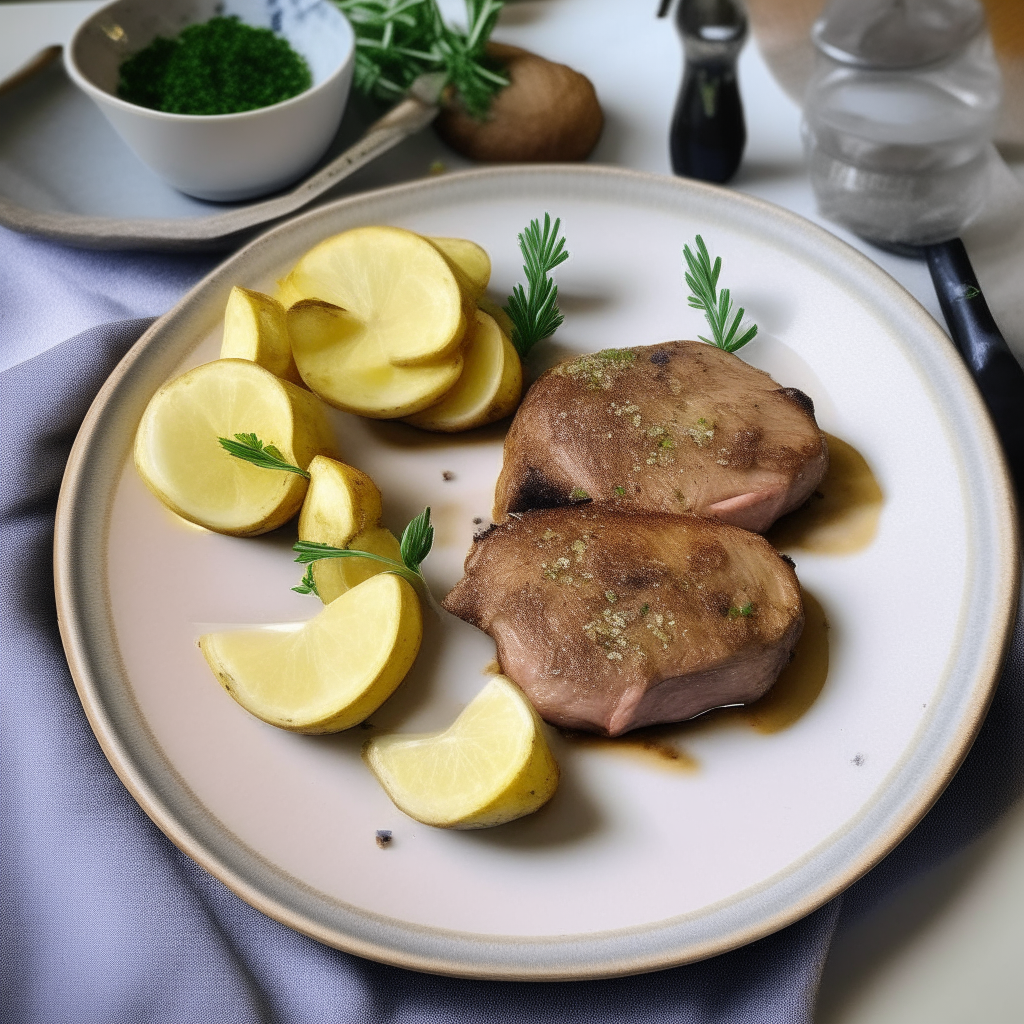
[287,299,464,418]
[275,275,305,309]
[477,294,515,339]
[134,358,336,536]
[405,310,522,432]
[281,225,467,367]
[200,573,422,734]
[363,674,559,829]
[220,286,302,385]
[298,455,403,604]
[426,236,491,299]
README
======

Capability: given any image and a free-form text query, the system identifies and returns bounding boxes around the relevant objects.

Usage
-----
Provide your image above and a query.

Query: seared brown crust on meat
[493,340,828,533]
[443,506,804,736]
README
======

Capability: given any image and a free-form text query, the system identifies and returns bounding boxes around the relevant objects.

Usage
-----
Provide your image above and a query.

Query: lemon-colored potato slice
[287,299,464,418]
[405,310,523,433]
[476,294,515,339]
[282,225,467,367]
[200,573,422,733]
[426,236,491,299]
[298,455,403,604]
[134,359,337,536]
[275,274,305,309]
[220,286,303,385]
[364,674,560,829]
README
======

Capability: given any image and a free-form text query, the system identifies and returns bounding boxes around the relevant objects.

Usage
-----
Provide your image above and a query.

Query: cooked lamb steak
[443,507,804,736]
[493,340,828,533]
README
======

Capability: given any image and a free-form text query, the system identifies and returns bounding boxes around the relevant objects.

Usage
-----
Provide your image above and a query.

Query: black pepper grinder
[662,0,748,184]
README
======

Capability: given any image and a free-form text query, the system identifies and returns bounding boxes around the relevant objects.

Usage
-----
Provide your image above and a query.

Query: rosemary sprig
[292,565,320,596]
[293,508,437,605]
[683,235,758,353]
[503,213,569,359]
[218,433,310,478]
[336,0,509,118]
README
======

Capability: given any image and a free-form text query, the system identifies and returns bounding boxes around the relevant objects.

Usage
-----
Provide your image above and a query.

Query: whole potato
[435,43,603,163]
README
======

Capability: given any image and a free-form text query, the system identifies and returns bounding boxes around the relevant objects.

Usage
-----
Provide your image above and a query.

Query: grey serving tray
[0,53,450,251]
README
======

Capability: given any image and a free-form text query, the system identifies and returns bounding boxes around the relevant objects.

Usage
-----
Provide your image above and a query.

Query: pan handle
[926,237,1024,500]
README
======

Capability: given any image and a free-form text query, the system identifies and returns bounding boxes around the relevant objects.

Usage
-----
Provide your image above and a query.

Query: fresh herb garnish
[292,565,320,596]
[504,213,569,359]
[683,235,758,353]
[118,16,312,116]
[293,507,436,601]
[218,433,310,478]
[399,505,434,573]
[336,0,509,118]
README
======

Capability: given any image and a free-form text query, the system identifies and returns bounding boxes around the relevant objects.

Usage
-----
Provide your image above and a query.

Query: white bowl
[65,0,354,202]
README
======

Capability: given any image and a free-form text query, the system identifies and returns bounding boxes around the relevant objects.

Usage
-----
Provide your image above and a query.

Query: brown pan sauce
[768,434,883,555]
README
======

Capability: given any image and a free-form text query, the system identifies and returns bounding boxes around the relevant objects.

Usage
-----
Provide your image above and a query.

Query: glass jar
[802,0,1002,245]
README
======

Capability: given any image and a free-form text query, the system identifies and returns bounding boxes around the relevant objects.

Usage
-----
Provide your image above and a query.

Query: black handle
[669,61,746,184]
[926,238,1024,500]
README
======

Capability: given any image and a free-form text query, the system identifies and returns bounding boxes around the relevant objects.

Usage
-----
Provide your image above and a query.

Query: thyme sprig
[218,433,310,478]
[503,213,569,359]
[683,235,758,353]
[336,0,508,118]
[293,507,438,608]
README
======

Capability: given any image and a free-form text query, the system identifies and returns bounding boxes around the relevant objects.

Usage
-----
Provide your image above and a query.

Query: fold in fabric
[1,319,1021,1024]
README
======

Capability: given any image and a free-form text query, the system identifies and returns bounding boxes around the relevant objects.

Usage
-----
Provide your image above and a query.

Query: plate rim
[54,164,1020,979]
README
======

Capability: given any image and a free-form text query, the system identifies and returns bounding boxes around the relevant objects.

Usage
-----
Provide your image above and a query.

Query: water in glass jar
[803,29,1001,245]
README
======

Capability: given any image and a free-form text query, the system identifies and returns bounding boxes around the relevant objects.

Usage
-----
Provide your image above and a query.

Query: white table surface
[3,2,1024,1019]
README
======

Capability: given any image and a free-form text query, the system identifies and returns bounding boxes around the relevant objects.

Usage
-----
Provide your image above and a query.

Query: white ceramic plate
[55,166,1018,980]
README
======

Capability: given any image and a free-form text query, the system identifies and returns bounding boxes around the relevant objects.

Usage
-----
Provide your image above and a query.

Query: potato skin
[435,43,603,163]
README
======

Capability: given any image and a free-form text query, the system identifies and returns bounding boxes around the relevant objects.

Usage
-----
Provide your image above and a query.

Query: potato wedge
[405,310,522,432]
[298,455,403,603]
[200,573,422,734]
[220,286,302,385]
[364,674,559,828]
[287,299,464,418]
[134,358,336,536]
[281,225,467,367]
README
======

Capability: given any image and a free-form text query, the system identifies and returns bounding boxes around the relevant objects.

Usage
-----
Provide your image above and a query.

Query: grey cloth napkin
[1,316,1022,1024]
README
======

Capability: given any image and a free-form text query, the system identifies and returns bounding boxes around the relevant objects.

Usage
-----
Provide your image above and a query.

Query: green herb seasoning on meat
[117,16,312,115]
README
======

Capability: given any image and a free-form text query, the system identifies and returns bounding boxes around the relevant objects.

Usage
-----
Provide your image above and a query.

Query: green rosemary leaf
[293,539,393,566]
[292,538,427,593]
[399,506,434,572]
[682,235,758,354]
[292,564,320,596]
[336,0,508,117]
[291,510,443,614]
[292,508,433,585]
[503,213,570,359]
[218,433,310,478]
